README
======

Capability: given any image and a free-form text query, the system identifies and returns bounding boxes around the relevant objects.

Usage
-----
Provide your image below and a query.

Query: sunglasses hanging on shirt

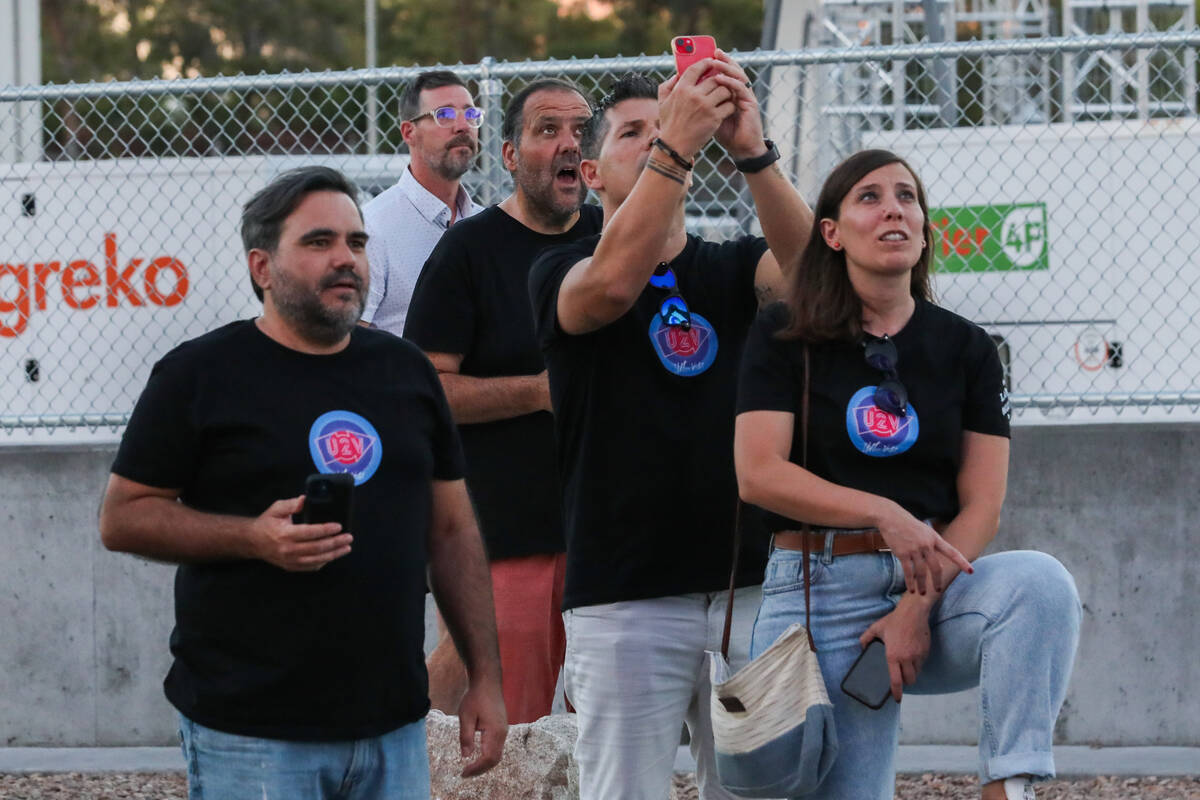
[645,261,718,377]
[650,263,692,330]
[862,335,909,417]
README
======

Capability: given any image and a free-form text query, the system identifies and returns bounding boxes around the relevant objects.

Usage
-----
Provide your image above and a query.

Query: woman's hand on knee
[873,504,973,595]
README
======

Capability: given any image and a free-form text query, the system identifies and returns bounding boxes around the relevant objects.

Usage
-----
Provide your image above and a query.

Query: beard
[425,134,478,181]
[270,265,364,347]
[512,157,586,229]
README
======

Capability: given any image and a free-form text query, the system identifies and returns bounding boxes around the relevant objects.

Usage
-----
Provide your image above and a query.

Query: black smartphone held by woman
[841,638,892,709]
[300,472,355,530]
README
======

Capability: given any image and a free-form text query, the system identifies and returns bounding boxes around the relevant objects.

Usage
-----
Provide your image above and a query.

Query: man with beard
[403,78,601,723]
[362,71,483,333]
[528,63,811,799]
[99,167,506,799]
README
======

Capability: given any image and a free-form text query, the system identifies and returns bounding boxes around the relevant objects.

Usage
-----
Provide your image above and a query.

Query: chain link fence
[0,32,1197,432]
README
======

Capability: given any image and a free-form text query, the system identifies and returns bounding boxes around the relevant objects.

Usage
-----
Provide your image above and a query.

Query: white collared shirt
[361,167,483,334]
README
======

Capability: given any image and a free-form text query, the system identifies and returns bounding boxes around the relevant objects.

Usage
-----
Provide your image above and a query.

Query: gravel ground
[670,774,1200,800]
[0,773,1197,799]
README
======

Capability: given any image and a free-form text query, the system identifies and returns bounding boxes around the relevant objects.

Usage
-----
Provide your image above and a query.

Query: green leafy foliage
[36,0,765,162]
[41,0,766,81]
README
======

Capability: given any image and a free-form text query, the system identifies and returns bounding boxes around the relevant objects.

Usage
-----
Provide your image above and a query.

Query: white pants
[563,586,762,800]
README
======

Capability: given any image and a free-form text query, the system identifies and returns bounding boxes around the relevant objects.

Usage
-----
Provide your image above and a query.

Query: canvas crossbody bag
[707,345,839,797]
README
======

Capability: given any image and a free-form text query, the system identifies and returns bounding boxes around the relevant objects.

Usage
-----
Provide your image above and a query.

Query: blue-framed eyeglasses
[863,335,909,417]
[409,106,484,128]
[650,263,691,330]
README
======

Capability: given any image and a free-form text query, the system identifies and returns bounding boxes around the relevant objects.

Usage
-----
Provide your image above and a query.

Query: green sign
[930,202,1048,273]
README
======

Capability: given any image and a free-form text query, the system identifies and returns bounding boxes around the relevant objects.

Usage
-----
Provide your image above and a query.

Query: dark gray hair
[582,73,659,160]
[400,70,469,122]
[501,78,590,147]
[240,166,361,301]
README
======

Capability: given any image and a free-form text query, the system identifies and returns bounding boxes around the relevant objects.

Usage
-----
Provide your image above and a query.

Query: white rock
[427,710,579,799]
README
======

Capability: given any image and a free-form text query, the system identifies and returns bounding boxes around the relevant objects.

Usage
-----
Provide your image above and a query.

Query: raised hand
[656,59,736,161]
[707,50,768,159]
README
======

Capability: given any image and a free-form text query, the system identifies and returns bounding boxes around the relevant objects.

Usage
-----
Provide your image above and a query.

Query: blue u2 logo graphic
[845,387,919,457]
[647,312,719,377]
[308,410,382,485]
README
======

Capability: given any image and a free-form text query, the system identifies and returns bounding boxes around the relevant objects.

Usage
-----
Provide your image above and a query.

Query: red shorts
[491,551,567,724]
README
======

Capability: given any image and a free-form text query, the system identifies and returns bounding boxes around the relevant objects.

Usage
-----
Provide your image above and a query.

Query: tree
[135,0,365,76]
[41,0,132,83]
[42,0,367,82]
[595,0,766,57]
[37,0,766,161]
[42,0,766,83]
[375,0,622,66]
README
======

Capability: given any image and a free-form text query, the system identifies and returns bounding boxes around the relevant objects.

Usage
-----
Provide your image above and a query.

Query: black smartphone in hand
[841,638,892,709]
[299,473,355,529]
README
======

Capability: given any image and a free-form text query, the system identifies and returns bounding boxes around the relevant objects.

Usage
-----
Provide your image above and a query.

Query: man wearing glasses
[361,70,484,334]
[404,78,602,724]
[528,62,811,799]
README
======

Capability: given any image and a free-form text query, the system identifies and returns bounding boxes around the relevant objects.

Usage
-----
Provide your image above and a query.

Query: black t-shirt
[404,204,603,561]
[529,233,770,611]
[111,321,465,741]
[736,300,1011,530]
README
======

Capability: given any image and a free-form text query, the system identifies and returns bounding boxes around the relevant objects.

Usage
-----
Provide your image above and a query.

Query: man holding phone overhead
[528,51,812,799]
[99,166,506,800]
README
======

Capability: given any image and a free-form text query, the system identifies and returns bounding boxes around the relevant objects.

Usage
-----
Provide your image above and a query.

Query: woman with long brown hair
[734,149,1081,799]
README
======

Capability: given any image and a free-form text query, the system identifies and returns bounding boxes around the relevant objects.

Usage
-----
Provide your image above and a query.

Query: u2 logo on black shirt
[647,313,719,377]
[845,387,919,457]
[309,410,382,484]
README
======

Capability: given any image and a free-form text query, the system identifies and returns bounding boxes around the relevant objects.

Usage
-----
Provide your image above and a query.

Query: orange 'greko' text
[0,233,189,338]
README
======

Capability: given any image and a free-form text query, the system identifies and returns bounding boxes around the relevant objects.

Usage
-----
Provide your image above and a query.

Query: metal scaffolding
[808,0,1052,127]
[1062,0,1196,119]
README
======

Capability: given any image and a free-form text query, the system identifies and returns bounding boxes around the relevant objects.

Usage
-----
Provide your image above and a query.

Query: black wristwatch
[733,139,780,174]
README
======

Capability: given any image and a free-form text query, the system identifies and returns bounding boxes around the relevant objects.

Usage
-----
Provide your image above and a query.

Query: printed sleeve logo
[999,389,1012,420]
[309,410,382,485]
[846,387,919,457]
[648,312,718,377]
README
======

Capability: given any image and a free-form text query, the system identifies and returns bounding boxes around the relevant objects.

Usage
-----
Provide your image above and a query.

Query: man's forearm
[100,491,257,564]
[745,162,813,277]
[428,513,501,682]
[438,371,550,425]
[588,156,689,283]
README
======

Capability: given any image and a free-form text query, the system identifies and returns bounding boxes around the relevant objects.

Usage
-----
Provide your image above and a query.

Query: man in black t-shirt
[404,79,601,723]
[528,64,811,799]
[99,167,506,800]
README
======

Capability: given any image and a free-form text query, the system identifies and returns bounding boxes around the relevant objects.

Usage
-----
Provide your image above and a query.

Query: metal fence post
[478,56,506,206]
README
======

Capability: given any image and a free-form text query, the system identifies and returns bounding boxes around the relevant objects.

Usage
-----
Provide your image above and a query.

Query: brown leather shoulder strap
[720,497,741,659]
[720,343,815,658]
[801,344,816,652]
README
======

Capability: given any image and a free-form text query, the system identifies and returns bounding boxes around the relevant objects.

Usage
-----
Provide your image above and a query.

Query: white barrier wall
[0,425,1195,746]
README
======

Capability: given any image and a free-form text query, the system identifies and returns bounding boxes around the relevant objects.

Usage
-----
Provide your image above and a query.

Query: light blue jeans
[751,547,1081,800]
[178,715,431,800]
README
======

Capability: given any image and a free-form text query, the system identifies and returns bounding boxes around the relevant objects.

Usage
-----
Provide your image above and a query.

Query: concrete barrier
[0,424,1195,746]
